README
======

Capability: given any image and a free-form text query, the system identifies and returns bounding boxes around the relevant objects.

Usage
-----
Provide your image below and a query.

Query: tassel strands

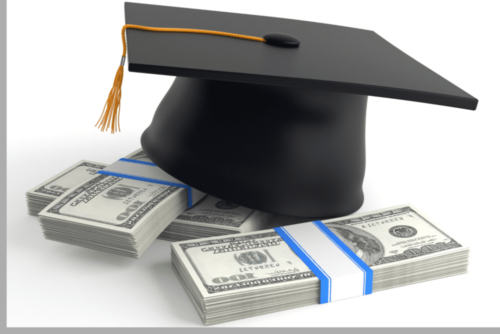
[96,61,124,133]
[96,24,266,133]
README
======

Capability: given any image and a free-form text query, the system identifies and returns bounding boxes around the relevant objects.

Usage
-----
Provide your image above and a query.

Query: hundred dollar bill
[322,205,464,266]
[159,196,273,241]
[40,174,178,229]
[39,173,188,257]
[26,160,107,215]
[179,231,313,293]
[176,196,257,228]
[171,204,469,324]
[172,204,467,294]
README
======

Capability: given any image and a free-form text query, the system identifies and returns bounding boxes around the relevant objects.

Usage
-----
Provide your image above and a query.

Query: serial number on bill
[239,263,281,272]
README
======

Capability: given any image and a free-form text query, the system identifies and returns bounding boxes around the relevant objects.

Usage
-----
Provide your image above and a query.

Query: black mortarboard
[98,2,478,219]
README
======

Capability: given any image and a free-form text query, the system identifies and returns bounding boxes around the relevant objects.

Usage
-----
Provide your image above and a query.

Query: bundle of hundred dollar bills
[37,172,191,258]
[171,204,469,325]
[27,150,273,257]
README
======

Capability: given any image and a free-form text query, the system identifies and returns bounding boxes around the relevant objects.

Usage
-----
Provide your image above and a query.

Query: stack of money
[171,204,469,325]
[38,173,191,258]
[158,195,273,242]
[25,161,107,216]
[27,157,272,256]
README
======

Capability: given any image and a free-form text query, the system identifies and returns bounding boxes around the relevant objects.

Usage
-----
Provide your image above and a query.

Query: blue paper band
[97,170,193,208]
[312,221,373,295]
[119,158,157,167]
[274,226,332,304]
[274,220,373,304]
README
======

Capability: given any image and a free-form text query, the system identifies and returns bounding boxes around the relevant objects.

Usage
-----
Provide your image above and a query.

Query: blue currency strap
[274,226,332,303]
[274,220,373,304]
[312,220,373,295]
[118,158,157,167]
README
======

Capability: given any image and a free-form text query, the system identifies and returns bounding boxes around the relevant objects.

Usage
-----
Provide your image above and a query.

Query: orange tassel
[96,25,265,133]
[96,63,124,133]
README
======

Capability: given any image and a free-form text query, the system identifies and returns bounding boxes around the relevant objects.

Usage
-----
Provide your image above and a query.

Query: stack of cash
[38,173,190,258]
[158,195,273,242]
[171,204,469,325]
[25,161,107,216]
[26,157,273,256]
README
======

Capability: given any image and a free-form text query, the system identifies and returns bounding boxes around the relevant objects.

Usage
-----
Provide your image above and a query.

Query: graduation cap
[97,2,478,219]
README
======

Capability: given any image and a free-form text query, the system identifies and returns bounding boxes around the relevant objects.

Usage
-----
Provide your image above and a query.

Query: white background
[7,0,500,327]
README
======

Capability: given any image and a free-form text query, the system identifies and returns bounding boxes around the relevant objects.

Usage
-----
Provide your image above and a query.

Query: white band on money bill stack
[98,158,205,208]
[274,221,373,304]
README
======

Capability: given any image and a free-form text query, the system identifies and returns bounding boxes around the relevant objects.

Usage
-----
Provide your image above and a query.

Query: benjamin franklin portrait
[328,226,384,266]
